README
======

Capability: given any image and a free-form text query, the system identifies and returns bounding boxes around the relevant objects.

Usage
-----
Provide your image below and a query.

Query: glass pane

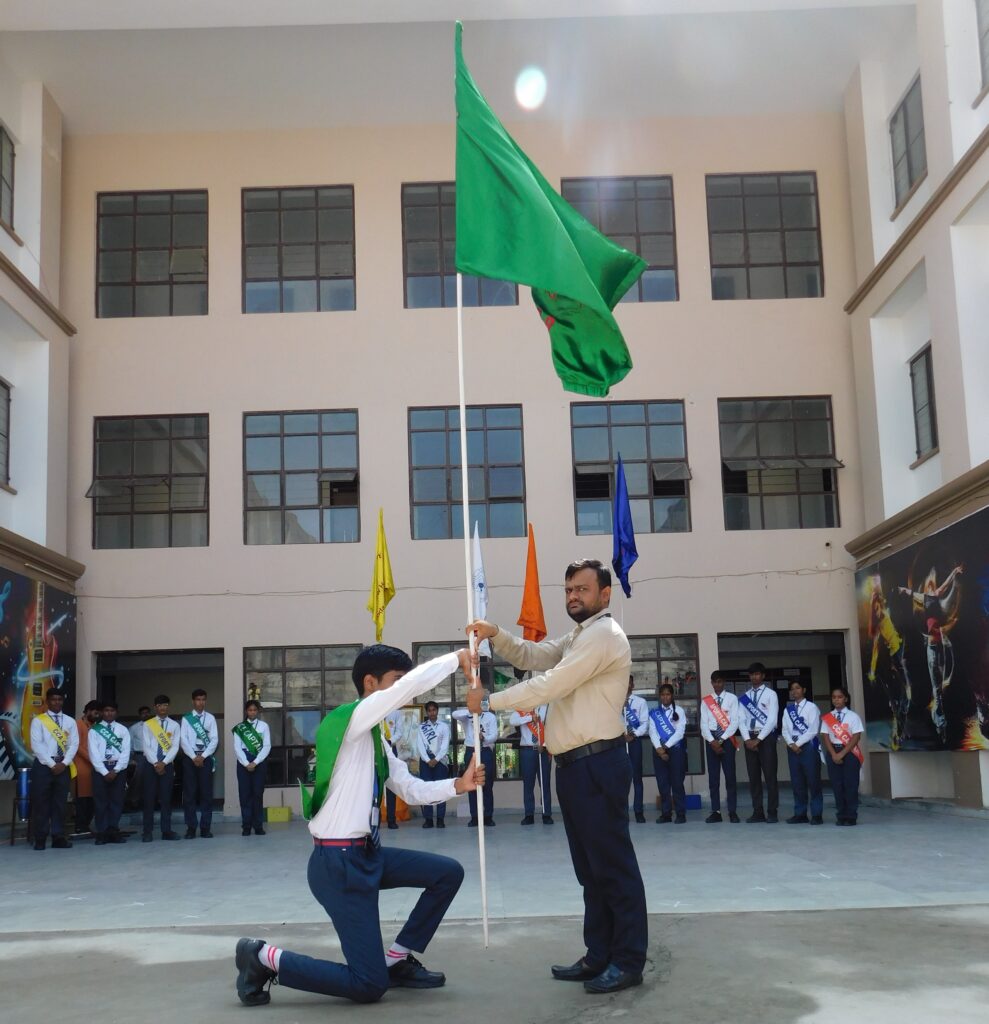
[413,504,449,539]
[99,251,131,283]
[707,177,741,197]
[245,280,280,313]
[748,266,785,299]
[324,670,354,705]
[245,211,278,245]
[94,515,132,549]
[281,189,315,209]
[719,422,757,458]
[323,507,359,542]
[99,216,133,249]
[489,466,524,498]
[246,509,283,544]
[710,233,745,264]
[318,208,353,242]
[486,407,521,428]
[134,286,170,316]
[601,199,636,234]
[576,499,611,535]
[447,430,484,466]
[649,403,683,424]
[321,433,357,469]
[246,473,281,508]
[486,429,522,464]
[410,409,446,429]
[573,427,610,461]
[133,514,169,548]
[786,266,822,298]
[762,494,801,529]
[173,213,206,247]
[404,204,439,240]
[624,461,648,495]
[450,467,486,501]
[654,497,688,532]
[133,439,169,474]
[413,468,447,501]
[100,194,134,215]
[318,243,354,277]
[571,404,607,426]
[281,413,317,435]
[711,268,746,300]
[172,437,207,474]
[781,195,817,229]
[282,245,316,278]
[96,440,132,476]
[406,276,441,308]
[170,476,207,509]
[707,197,743,231]
[407,240,440,274]
[285,709,320,744]
[246,436,281,471]
[245,414,281,436]
[136,215,170,247]
[637,199,672,233]
[630,498,650,534]
[245,246,278,279]
[785,231,819,263]
[758,420,795,456]
[284,434,319,470]
[611,425,647,461]
[488,502,525,538]
[285,473,319,506]
[799,494,836,529]
[284,508,319,543]
[172,512,208,546]
[795,418,831,455]
[132,481,169,513]
[640,269,677,301]
[322,412,356,433]
[748,232,782,265]
[745,196,780,229]
[724,494,761,530]
[411,431,447,467]
[282,279,318,312]
[173,192,207,212]
[173,283,207,315]
[451,503,486,539]
[648,425,685,459]
[319,279,355,311]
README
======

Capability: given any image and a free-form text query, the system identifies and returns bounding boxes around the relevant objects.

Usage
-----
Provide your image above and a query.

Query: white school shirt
[700,691,739,742]
[416,719,451,763]
[233,719,272,767]
[781,699,821,747]
[819,708,864,744]
[647,704,686,749]
[509,705,550,747]
[737,686,779,742]
[129,721,147,761]
[29,711,80,768]
[623,694,649,738]
[179,710,219,758]
[452,708,498,748]
[88,721,131,775]
[309,652,460,841]
[142,717,181,765]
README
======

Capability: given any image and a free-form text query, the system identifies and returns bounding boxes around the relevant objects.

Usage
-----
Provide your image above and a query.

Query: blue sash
[649,706,678,746]
[739,692,768,728]
[785,702,819,750]
[624,701,641,731]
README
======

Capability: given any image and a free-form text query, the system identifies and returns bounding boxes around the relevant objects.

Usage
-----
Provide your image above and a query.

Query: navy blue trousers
[182,756,214,830]
[30,760,70,840]
[92,770,126,834]
[626,737,644,813]
[825,751,861,821]
[418,760,449,820]
[277,844,464,1003]
[237,761,267,829]
[520,746,552,816]
[705,741,737,813]
[653,743,687,817]
[461,746,495,820]
[142,761,175,835]
[787,743,823,817]
[555,743,647,974]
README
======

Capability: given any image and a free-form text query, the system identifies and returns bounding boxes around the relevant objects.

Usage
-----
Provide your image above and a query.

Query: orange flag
[517,523,547,642]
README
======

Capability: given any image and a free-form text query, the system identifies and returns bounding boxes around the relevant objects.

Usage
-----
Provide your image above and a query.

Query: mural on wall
[0,569,77,780]
[855,505,989,753]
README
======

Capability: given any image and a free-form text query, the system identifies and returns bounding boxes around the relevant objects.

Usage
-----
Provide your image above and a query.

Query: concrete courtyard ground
[3,803,988,1023]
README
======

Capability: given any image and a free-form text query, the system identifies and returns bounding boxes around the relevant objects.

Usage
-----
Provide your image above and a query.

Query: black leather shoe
[521,815,535,826]
[162,832,180,841]
[583,964,643,994]
[542,815,554,825]
[388,953,445,989]
[551,959,605,982]
[467,819,478,827]
[33,839,46,851]
[766,814,779,824]
[674,814,686,824]
[436,820,445,828]
[810,816,823,825]
[184,828,197,839]
[142,834,152,843]
[786,815,809,824]
[95,834,107,846]
[235,938,275,1006]
[656,814,672,824]
[705,812,723,823]
[110,832,127,844]
[484,816,496,827]
[422,819,434,829]
[52,836,72,849]
[242,827,251,836]
[387,822,399,830]
[634,812,646,823]
[746,812,766,823]
[200,830,214,838]
[729,813,741,823]
[254,827,266,835]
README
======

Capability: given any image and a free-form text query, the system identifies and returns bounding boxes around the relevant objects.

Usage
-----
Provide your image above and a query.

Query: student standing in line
[510,703,553,825]
[29,689,79,850]
[700,671,740,823]
[142,694,181,842]
[180,687,219,839]
[233,699,271,836]
[88,700,131,845]
[452,702,498,827]
[782,680,823,825]
[738,662,780,824]
[125,705,152,810]
[820,687,864,826]
[648,683,687,824]
[73,700,102,834]
[623,676,649,824]
[417,701,451,829]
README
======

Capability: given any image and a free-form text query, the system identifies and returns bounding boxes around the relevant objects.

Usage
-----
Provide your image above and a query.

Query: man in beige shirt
[466,559,646,995]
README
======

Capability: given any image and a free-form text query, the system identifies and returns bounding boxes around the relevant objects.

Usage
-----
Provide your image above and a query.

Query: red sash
[517,710,544,746]
[703,694,740,749]
[822,713,864,764]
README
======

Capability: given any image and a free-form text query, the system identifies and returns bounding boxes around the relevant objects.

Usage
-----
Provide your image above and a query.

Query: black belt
[555,736,624,766]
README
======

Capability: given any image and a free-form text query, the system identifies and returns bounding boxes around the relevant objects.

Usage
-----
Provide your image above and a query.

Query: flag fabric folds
[454,22,646,397]
[517,523,548,642]
[612,455,638,598]
[472,522,491,656]
[367,508,396,642]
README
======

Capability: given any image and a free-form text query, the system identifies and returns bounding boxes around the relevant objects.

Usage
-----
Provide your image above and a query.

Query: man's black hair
[424,701,439,711]
[138,705,152,715]
[351,645,414,696]
[84,700,101,712]
[100,700,119,710]
[711,670,725,682]
[191,688,207,700]
[153,694,171,706]
[244,699,261,712]
[565,558,612,590]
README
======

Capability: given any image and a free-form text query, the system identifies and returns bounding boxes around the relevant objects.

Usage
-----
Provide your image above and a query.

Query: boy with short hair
[180,687,219,838]
[142,694,181,841]
[88,700,131,844]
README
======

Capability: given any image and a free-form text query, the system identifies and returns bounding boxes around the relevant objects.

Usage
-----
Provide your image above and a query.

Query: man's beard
[567,604,600,624]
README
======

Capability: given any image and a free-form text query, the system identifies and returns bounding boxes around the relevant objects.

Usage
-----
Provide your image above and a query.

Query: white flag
[472,522,491,656]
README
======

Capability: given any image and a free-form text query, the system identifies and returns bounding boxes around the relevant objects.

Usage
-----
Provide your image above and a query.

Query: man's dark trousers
[626,737,644,814]
[520,746,552,817]
[555,743,647,975]
[237,760,267,830]
[418,760,449,821]
[142,761,175,835]
[182,755,213,831]
[92,770,126,835]
[705,741,737,814]
[30,760,70,840]
[277,843,464,1003]
[744,735,779,816]
[788,743,823,818]
[462,745,495,820]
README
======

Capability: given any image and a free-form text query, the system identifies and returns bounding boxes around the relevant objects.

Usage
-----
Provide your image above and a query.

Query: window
[244,410,359,545]
[719,398,842,530]
[561,176,678,301]
[96,191,208,318]
[630,635,704,776]
[87,415,209,548]
[571,401,690,536]
[242,186,355,313]
[890,77,927,209]
[978,1,989,90]
[401,183,517,308]
[909,345,938,460]
[409,405,525,539]
[0,126,14,230]
[707,173,823,300]
[0,380,10,485]
[245,644,362,787]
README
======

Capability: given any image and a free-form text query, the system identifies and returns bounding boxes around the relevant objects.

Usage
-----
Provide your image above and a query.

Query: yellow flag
[367,508,395,643]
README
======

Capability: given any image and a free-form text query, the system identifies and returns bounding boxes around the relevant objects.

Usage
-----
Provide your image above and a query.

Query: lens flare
[515,66,547,111]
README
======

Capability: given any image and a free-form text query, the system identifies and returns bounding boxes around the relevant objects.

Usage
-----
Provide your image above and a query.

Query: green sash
[232,720,263,755]
[299,699,389,820]
[92,720,123,752]
[184,711,210,748]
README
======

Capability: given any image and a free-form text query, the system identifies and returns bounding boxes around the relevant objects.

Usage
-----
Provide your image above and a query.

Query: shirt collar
[574,607,612,633]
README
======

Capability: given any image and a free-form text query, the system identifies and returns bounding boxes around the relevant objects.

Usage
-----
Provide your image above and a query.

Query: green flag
[454,22,646,397]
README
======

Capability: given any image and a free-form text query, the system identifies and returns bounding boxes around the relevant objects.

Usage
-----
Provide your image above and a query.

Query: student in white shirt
[29,688,79,850]
[234,643,484,1008]
[452,702,498,826]
[623,676,649,823]
[820,687,865,826]
[700,671,740,823]
[179,687,219,839]
[738,662,780,823]
[648,683,688,823]
[88,700,131,845]
[142,694,181,842]
[782,680,823,825]
[417,701,451,829]
[510,702,552,825]
[233,699,272,836]
[125,704,151,811]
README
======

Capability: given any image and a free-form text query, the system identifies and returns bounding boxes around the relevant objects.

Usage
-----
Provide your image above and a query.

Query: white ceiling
[0,4,917,136]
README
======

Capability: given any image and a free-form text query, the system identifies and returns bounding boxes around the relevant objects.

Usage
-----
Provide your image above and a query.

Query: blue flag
[612,454,638,598]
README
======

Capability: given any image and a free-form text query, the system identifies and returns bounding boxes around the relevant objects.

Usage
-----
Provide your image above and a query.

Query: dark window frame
[0,377,10,486]
[909,344,938,460]
[408,404,527,540]
[0,125,14,231]
[560,175,679,302]
[88,413,210,549]
[570,400,691,537]
[243,409,361,546]
[400,181,519,309]
[706,172,824,300]
[889,76,927,209]
[95,189,209,318]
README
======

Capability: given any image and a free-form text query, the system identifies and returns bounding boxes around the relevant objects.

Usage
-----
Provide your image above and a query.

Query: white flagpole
[457,270,490,948]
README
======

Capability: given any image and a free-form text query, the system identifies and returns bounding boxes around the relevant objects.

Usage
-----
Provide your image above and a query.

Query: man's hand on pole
[454,755,487,794]
[466,619,498,643]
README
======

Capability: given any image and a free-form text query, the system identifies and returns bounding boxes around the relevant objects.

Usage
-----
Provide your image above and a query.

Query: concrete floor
[3,804,988,1022]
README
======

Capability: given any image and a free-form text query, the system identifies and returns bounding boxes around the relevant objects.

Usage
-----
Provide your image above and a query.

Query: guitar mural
[0,569,77,780]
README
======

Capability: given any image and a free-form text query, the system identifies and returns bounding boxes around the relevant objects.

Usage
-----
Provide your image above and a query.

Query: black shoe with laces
[235,938,275,1006]
[436,820,446,829]
[520,815,535,826]
[705,812,723,824]
[242,827,251,836]
[542,814,554,825]
[254,827,266,835]
[184,827,197,839]
[634,812,646,823]
[484,816,496,827]
[388,953,445,989]
[729,812,741,823]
